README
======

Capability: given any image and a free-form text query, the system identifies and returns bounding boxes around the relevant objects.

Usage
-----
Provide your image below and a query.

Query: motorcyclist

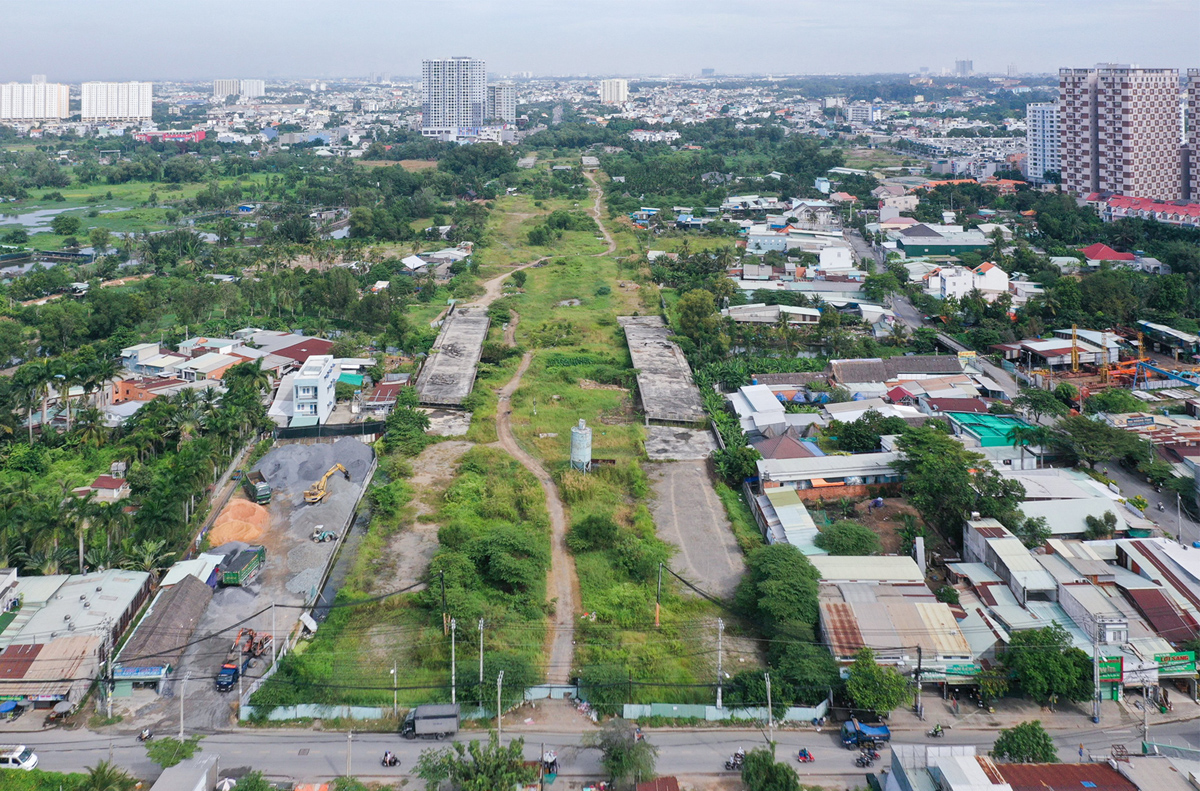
[932,724,943,736]
[382,751,398,767]
[138,727,152,742]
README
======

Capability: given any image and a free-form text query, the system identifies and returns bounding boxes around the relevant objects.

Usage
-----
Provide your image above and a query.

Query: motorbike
[861,748,881,760]
[928,727,945,738]
[137,728,153,742]
[381,752,400,768]
[725,752,745,771]
[1158,502,1166,512]
[797,748,815,763]
[855,756,875,768]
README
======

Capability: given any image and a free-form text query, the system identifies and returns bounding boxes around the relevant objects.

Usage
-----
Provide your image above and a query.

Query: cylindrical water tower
[570,419,592,471]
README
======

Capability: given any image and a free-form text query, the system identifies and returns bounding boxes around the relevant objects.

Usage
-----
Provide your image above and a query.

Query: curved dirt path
[495,352,578,683]
[583,170,617,256]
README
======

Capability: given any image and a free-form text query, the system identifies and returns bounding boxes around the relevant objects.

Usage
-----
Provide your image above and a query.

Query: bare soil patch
[578,379,627,391]
[846,497,926,555]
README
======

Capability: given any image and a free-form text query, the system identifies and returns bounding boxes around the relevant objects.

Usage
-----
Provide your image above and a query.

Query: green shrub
[567,513,620,553]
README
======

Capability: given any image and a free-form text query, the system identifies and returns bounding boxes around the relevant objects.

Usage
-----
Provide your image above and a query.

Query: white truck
[0,744,38,771]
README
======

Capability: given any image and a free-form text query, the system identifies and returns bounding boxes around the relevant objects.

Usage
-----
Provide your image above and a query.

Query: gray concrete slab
[645,426,718,461]
[648,460,745,598]
[415,306,491,407]
[618,316,706,424]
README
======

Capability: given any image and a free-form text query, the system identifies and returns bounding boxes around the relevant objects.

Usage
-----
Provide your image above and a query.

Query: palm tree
[1007,425,1041,470]
[122,538,174,583]
[224,359,270,394]
[82,760,137,791]
[68,492,100,574]
[75,407,109,448]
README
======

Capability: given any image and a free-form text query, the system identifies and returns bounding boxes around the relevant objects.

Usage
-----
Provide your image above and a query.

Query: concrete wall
[622,699,828,722]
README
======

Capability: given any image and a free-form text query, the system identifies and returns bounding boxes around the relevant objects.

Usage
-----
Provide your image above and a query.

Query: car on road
[0,744,38,770]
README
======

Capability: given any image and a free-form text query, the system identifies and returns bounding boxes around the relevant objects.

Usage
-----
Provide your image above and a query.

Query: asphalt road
[847,229,885,269]
[1105,463,1200,546]
[15,715,1200,785]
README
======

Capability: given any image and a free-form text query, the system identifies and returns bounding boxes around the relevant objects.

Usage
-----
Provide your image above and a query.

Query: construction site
[991,324,1200,409]
[120,438,376,731]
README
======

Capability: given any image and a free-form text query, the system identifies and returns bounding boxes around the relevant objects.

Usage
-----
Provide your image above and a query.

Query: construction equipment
[216,628,273,691]
[1071,324,1080,373]
[304,463,350,504]
[219,545,265,586]
[311,527,338,543]
[242,470,272,504]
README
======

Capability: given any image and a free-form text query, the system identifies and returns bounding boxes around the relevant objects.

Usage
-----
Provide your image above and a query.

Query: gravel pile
[287,543,325,573]
[287,568,323,596]
[254,438,375,499]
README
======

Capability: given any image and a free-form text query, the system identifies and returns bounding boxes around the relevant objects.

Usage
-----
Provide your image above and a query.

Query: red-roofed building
[272,338,335,367]
[1094,194,1200,228]
[920,397,989,415]
[994,760,1136,791]
[78,475,131,503]
[1080,243,1136,262]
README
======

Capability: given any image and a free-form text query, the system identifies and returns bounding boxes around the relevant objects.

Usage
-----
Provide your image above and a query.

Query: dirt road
[583,170,617,256]
[495,351,578,682]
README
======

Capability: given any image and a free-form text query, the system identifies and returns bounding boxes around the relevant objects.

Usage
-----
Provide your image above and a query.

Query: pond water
[0,207,76,231]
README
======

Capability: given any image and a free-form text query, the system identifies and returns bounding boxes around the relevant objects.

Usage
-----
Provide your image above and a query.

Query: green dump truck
[242,470,271,504]
[220,545,266,586]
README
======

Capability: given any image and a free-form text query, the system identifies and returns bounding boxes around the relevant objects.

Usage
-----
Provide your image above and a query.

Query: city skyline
[0,0,1196,81]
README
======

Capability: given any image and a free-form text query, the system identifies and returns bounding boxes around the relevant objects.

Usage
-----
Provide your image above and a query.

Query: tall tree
[845,648,911,716]
[991,720,1059,763]
[415,734,537,791]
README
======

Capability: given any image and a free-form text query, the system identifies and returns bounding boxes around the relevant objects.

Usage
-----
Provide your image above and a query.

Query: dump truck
[216,628,273,692]
[401,703,460,740]
[219,545,265,586]
[841,718,891,749]
[242,470,272,504]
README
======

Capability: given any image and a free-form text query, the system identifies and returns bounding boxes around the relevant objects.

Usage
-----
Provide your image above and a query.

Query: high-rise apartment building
[486,84,517,123]
[1059,66,1182,200]
[421,57,486,137]
[600,78,628,104]
[213,79,240,98]
[1025,103,1061,184]
[81,82,153,121]
[240,79,266,99]
[0,80,70,120]
[1187,70,1199,200]
[955,60,974,78]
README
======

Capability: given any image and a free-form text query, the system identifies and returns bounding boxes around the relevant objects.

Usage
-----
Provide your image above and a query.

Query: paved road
[15,714,1200,784]
[1105,463,1200,545]
[847,229,884,269]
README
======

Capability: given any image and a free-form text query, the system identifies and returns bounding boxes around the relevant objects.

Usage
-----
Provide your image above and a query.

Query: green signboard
[1099,656,1123,683]
[1155,651,1196,676]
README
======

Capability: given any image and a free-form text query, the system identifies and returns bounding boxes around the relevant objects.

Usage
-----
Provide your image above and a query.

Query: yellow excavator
[304,463,350,504]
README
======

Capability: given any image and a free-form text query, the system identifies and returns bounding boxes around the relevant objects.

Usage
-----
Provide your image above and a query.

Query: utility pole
[497,671,504,745]
[440,570,448,635]
[1092,621,1102,724]
[102,617,114,720]
[765,673,775,761]
[915,646,923,720]
[655,563,662,628]
[1177,491,1182,542]
[716,618,725,710]
[179,672,191,739]
[271,602,277,663]
[451,618,457,705]
[391,663,397,718]
[479,619,485,711]
[346,731,353,778]
[1143,683,1149,740]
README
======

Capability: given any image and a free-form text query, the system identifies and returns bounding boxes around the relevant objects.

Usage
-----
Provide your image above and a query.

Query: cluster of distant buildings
[1027,66,1200,202]
[1,75,153,120]
[418,57,517,142]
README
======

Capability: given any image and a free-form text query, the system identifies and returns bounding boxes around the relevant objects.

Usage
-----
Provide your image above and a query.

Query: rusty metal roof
[995,761,1137,791]
[0,643,42,683]
[821,602,865,658]
[1124,587,1198,643]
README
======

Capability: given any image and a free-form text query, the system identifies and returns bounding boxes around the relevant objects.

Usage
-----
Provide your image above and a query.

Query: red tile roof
[272,338,334,364]
[1080,243,1135,261]
[925,397,989,413]
[90,475,129,491]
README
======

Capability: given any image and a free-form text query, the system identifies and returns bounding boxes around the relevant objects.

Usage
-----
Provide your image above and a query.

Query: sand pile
[208,499,270,545]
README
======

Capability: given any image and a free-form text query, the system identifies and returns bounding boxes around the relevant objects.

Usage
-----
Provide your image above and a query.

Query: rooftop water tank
[570,419,592,471]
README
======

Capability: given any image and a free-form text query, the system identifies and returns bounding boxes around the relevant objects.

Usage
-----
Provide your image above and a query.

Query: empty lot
[647,461,745,598]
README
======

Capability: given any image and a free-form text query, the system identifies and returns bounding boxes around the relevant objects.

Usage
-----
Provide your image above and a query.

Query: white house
[923,262,1009,301]
[292,354,337,425]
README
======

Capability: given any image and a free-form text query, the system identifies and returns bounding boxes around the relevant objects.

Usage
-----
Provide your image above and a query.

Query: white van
[0,744,38,770]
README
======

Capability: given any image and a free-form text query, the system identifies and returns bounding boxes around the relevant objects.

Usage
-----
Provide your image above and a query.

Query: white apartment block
[1059,66,1182,200]
[0,81,70,120]
[292,355,337,425]
[213,79,240,98]
[1188,70,1199,200]
[421,57,486,137]
[486,83,517,123]
[1025,102,1060,184]
[600,78,629,104]
[240,79,266,99]
[82,82,152,121]
[924,262,1009,301]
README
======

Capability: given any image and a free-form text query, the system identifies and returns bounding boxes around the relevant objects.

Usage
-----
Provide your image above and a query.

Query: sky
[1,0,1197,82]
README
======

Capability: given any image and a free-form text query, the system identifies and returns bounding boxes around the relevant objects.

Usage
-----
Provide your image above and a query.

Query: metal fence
[274,421,387,440]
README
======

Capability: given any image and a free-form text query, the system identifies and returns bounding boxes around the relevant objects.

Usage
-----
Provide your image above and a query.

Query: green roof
[290,415,319,427]
[944,412,1035,447]
[337,373,364,388]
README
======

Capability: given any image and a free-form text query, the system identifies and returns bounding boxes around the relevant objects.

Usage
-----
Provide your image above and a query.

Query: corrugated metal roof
[916,602,973,657]
[995,762,1136,791]
[1125,587,1198,643]
[821,602,865,658]
[0,643,42,681]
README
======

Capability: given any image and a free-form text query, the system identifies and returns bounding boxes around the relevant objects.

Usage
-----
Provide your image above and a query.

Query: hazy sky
[2,0,1197,81]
